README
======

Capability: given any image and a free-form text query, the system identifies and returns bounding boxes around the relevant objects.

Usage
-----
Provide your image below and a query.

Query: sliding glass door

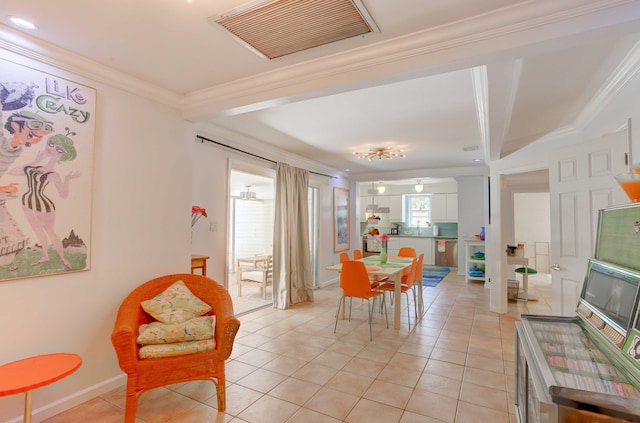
[228,169,274,315]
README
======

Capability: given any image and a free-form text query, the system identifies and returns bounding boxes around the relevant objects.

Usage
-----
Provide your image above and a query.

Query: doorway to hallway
[228,170,274,315]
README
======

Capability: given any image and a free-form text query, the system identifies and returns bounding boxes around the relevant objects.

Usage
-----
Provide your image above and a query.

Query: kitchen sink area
[358,178,463,269]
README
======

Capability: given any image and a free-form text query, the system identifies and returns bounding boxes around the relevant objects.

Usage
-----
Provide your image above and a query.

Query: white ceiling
[2,0,640,182]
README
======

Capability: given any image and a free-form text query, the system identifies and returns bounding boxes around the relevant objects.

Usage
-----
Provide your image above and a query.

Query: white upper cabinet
[360,194,404,221]
[431,193,458,221]
[388,195,403,221]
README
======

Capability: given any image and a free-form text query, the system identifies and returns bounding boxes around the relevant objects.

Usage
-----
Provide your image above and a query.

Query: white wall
[514,192,551,272]
[488,67,640,314]
[0,49,193,422]
[456,176,487,273]
[190,127,349,290]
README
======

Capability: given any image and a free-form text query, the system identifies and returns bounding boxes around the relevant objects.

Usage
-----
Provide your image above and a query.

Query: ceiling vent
[210,0,379,60]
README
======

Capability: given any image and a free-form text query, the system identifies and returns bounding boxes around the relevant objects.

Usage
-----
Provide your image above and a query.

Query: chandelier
[353,147,405,161]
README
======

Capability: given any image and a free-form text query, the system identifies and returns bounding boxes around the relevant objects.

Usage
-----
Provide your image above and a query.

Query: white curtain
[273,163,314,309]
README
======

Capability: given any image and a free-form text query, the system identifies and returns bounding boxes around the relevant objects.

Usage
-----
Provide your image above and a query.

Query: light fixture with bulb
[353,147,405,161]
[377,182,386,194]
[7,16,38,30]
[414,180,424,193]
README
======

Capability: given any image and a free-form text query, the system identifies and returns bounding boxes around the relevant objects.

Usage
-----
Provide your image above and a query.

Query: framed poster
[333,187,349,252]
[0,58,96,281]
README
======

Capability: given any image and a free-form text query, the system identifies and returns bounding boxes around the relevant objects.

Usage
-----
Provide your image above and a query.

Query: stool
[0,353,82,423]
[190,254,209,276]
[515,267,538,301]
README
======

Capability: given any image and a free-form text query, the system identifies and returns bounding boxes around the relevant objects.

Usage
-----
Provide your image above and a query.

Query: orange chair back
[404,258,419,289]
[353,249,363,260]
[398,247,417,258]
[339,252,350,263]
[414,253,424,285]
[340,261,374,297]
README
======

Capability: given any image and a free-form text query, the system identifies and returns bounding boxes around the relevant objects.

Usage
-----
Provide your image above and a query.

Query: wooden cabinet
[465,240,486,284]
[431,193,458,221]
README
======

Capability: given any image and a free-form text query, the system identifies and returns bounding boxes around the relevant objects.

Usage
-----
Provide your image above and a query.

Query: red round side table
[0,353,82,423]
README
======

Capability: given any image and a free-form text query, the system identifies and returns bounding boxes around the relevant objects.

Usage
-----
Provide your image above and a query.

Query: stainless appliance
[435,239,457,267]
[362,235,381,257]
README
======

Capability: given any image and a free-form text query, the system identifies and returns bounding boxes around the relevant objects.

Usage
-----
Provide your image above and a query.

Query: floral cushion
[137,316,215,345]
[141,280,211,324]
[138,339,217,359]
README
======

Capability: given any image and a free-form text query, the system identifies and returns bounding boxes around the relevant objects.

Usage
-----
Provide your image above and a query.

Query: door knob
[551,264,561,271]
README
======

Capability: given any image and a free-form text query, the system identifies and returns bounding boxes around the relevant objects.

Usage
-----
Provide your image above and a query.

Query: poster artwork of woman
[14,130,80,269]
[0,84,54,269]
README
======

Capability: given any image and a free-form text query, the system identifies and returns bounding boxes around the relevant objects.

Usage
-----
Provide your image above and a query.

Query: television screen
[581,259,640,331]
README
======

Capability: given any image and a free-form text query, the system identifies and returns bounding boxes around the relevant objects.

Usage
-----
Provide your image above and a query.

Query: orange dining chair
[397,247,417,281]
[398,247,417,258]
[410,253,425,314]
[339,252,350,263]
[353,249,363,260]
[334,261,388,340]
[376,258,419,330]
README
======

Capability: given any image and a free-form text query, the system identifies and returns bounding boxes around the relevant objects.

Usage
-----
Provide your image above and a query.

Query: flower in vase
[376,233,390,242]
[191,205,208,228]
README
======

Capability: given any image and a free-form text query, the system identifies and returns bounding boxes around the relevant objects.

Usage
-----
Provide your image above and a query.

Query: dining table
[327,256,415,330]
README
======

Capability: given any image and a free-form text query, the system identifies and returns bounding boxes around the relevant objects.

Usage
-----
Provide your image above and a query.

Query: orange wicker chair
[111,273,240,422]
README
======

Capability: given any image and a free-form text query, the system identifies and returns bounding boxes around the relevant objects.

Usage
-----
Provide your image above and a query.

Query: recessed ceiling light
[7,15,38,30]
[473,158,482,163]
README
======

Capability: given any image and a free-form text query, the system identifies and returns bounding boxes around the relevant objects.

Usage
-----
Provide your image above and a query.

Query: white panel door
[549,131,628,315]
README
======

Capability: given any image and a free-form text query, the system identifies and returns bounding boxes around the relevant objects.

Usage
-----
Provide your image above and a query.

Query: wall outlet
[210,221,217,232]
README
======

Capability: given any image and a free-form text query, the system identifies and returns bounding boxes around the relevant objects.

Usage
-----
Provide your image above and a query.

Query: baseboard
[317,278,338,289]
[6,374,126,423]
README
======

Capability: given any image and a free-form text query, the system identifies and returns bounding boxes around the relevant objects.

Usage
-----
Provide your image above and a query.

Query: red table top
[0,353,82,396]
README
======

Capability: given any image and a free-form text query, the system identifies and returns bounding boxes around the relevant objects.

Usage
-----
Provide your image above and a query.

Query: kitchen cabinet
[431,193,458,221]
[465,239,486,284]
[423,239,434,265]
[387,237,399,256]
[397,237,434,265]
[360,194,403,221]
[388,195,403,221]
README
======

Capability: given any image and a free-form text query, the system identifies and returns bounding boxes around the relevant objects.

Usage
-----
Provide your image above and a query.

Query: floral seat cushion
[137,315,215,344]
[139,338,217,359]
[141,280,211,324]
[137,280,216,359]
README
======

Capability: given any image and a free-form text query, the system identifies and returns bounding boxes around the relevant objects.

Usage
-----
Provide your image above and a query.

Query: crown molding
[0,25,180,108]
[518,37,640,148]
[0,0,637,126]
[194,122,346,179]
[182,0,640,119]
[574,39,640,128]
[471,66,489,163]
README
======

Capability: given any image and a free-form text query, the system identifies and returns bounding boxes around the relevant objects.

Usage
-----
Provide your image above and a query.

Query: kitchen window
[405,194,431,226]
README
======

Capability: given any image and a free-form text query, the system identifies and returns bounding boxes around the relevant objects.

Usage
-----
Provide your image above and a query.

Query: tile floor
[227,271,273,316]
[43,271,552,423]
